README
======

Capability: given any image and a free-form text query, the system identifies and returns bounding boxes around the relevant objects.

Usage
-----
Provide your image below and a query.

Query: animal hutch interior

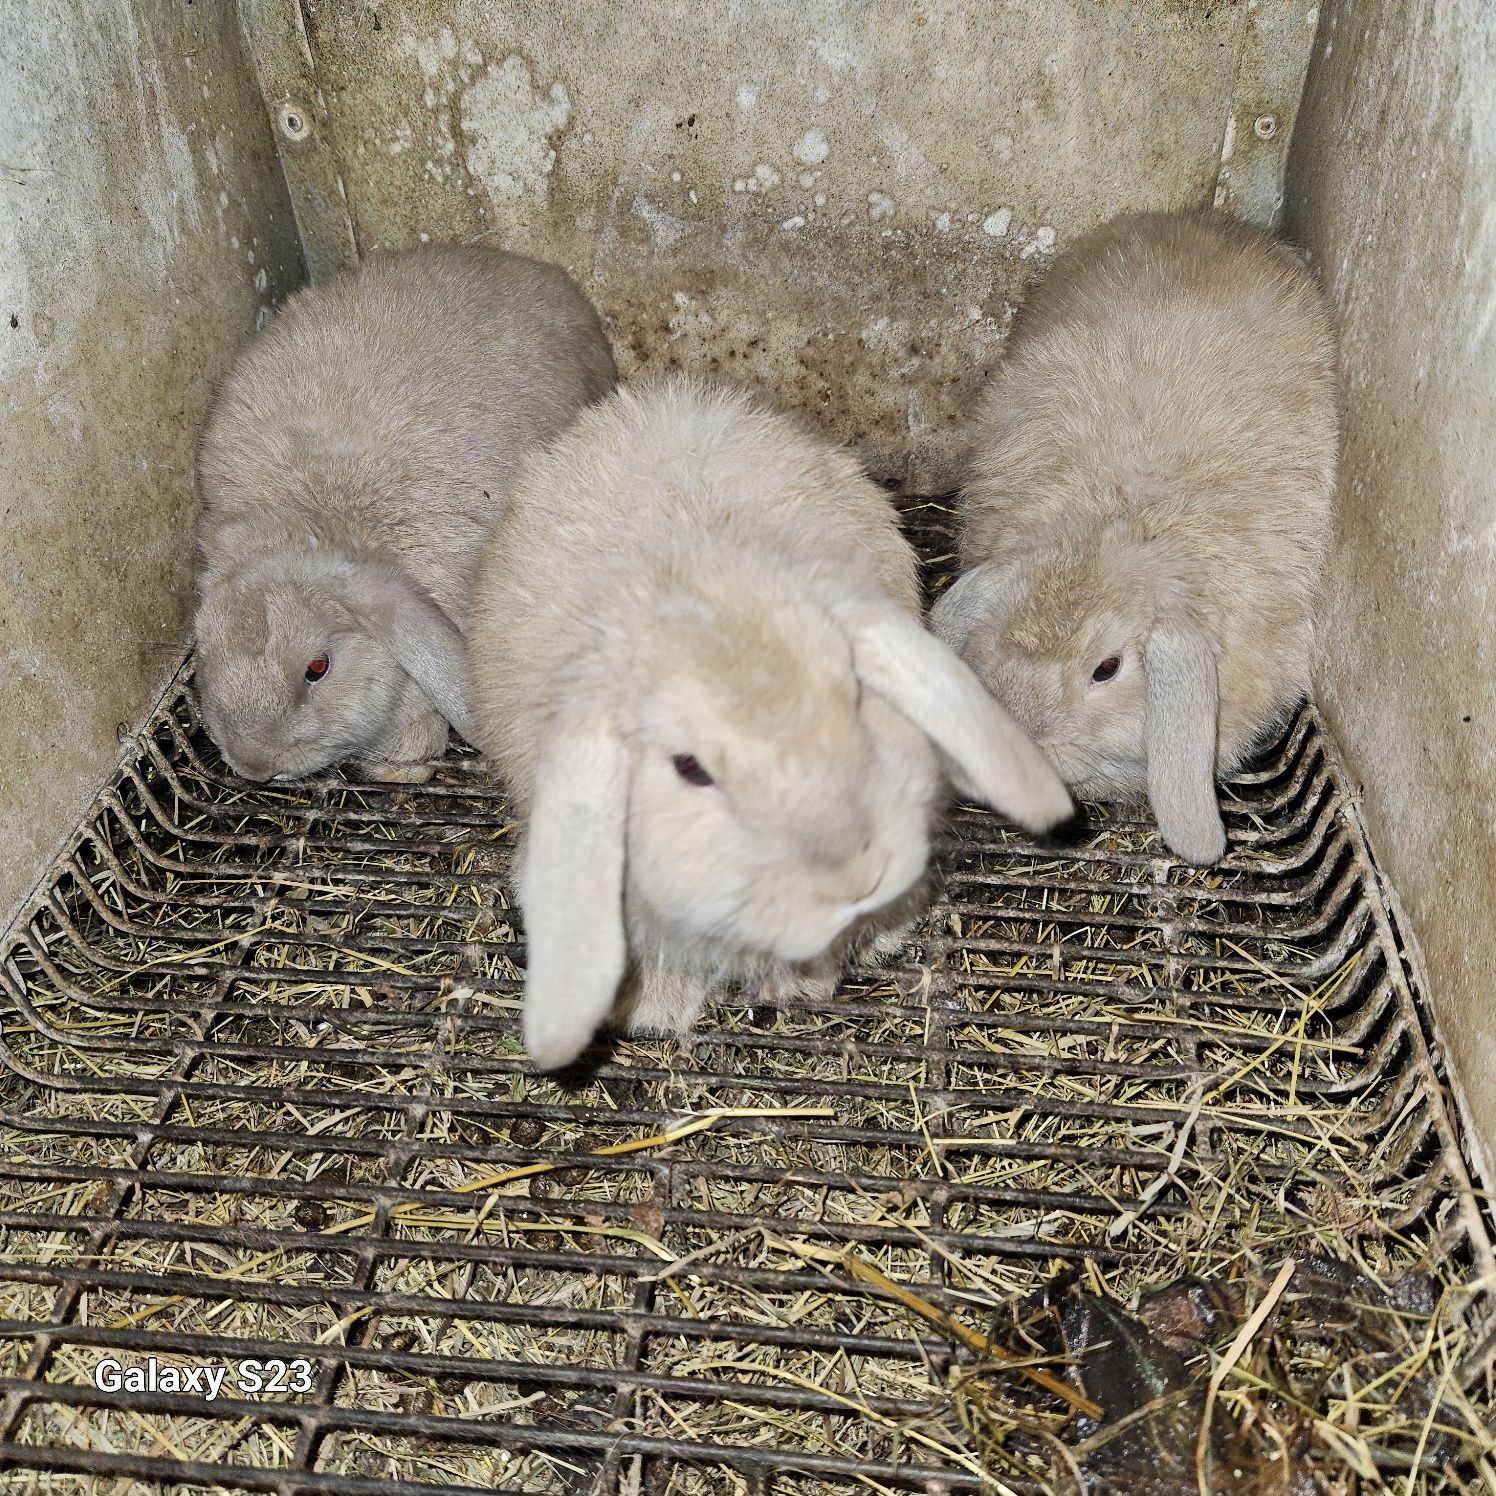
[2,3,1493,1492]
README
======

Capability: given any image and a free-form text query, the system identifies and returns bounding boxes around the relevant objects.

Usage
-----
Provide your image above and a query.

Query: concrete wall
[268,0,1316,488]
[1286,2,1496,1169]
[0,1,302,930]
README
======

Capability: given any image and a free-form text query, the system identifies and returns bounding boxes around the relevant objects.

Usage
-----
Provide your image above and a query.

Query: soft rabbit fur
[194,244,617,783]
[931,211,1339,864]
[468,377,1075,1070]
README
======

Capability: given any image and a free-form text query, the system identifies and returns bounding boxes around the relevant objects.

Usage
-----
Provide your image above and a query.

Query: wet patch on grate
[0,502,1492,1494]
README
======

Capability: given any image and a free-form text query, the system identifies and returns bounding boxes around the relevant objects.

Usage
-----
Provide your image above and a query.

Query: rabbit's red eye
[305,656,329,683]
[1091,656,1121,683]
[672,753,714,787]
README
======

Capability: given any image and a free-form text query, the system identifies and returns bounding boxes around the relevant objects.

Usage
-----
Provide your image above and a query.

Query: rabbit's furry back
[197,244,618,614]
[961,211,1337,643]
[470,376,923,798]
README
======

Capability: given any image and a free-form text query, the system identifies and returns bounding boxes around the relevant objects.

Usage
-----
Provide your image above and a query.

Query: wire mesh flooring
[0,503,1493,1495]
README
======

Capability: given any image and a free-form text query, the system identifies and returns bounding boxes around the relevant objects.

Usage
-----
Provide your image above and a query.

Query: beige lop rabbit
[468,377,1076,1070]
[931,211,1339,864]
[194,245,617,783]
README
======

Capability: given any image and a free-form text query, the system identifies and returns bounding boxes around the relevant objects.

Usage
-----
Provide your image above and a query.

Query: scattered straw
[1195,1256,1298,1493]
[770,1234,1101,1420]
[0,685,1489,1491]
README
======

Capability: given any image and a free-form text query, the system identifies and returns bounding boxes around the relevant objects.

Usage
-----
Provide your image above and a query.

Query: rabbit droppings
[931,211,1339,864]
[194,245,617,784]
[468,378,1076,1070]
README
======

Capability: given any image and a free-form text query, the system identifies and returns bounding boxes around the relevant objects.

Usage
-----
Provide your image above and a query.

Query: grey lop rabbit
[932,212,1339,864]
[467,376,1075,1071]
[193,245,617,783]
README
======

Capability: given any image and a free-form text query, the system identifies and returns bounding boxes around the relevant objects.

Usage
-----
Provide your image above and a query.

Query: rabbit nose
[227,751,274,782]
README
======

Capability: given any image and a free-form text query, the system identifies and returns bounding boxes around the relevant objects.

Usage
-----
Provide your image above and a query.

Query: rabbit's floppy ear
[929,562,1016,654]
[325,560,479,744]
[519,704,630,1071]
[839,599,1074,835]
[1144,629,1226,864]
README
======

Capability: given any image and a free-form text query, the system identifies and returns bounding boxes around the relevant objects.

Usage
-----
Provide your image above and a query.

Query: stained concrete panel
[0,1,303,928]
[286,0,1316,487]
[1287,0,1496,1170]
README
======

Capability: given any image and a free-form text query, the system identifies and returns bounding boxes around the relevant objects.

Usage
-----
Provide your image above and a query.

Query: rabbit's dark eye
[672,753,714,787]
[1091,656,1121,683]
[305,656,329,683]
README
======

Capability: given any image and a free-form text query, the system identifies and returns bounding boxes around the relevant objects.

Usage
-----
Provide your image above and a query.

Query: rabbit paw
[362,758,438,785]
[758,956,840,1006]
[621,964,711,1039]
[361,702,450,783]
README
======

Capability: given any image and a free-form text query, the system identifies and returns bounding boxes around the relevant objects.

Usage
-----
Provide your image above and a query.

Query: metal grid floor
[0,504,1492,1494]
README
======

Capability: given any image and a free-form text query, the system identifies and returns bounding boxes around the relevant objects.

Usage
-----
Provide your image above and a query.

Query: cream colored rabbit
[194,245,617,782]
[468,376,1076,1069]
[932,211,1339,864]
